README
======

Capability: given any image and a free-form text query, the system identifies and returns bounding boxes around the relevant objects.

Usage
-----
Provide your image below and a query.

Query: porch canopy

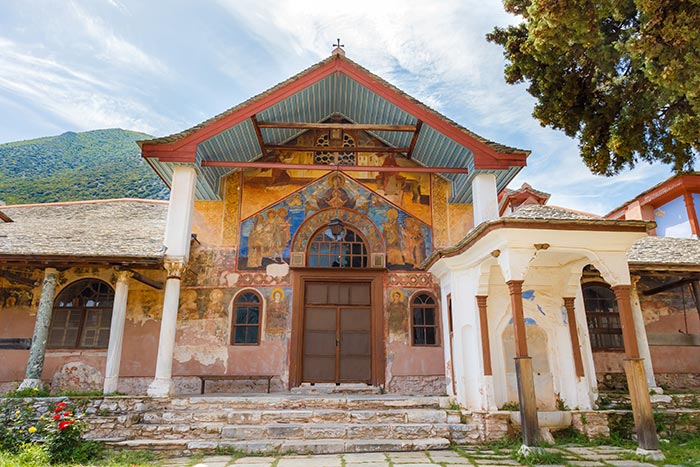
[138,50,529,203]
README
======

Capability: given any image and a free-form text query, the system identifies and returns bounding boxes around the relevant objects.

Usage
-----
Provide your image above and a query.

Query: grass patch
[0,446,159,466]
[514,448,566,466]
[652,438,700,466]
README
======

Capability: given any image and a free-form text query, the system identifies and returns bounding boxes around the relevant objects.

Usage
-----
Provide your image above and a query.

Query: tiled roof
[506,204,600,220]
[140,55,528,156]
[139,54,529,203]
[0,199,168,261]
[629,236,700,266]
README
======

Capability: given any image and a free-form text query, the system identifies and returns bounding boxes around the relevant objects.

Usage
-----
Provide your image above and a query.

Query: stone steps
[84,394,463,454]
[598,391,700,410]
[135,407,455,425]
[108,437,451,456]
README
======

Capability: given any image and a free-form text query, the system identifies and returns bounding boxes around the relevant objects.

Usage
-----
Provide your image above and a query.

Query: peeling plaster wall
[0,157,467,394]
[637,274,700,378]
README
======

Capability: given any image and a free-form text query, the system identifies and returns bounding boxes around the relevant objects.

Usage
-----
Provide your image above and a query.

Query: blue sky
[0,0,679,214]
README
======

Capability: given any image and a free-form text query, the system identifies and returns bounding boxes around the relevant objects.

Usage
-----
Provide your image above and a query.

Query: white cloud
[0,37,170,135]
[69,1,164,75]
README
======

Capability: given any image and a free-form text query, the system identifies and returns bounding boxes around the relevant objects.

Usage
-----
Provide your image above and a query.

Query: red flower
[58,420,74,430]
[56,401,66,408]
[53,414,61,420]
[63,411,72,417]
[54,407,62,413]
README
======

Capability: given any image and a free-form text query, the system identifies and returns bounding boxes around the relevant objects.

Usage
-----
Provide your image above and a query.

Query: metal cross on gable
[333,38,344,49]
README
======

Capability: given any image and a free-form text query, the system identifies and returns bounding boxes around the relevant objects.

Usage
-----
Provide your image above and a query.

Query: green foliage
[0,129,168,205]
[4,387,51,398]
[487,0,700,175]
[0,399,42,452]
[0,398,104,465]
[0,446,158,466]
[499,401,520,411]
[0,444,50,467]
[657,437,700,466]
[514,447,566,466]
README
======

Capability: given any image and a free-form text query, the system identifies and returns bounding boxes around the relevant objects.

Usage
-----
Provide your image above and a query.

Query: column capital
[115,270,134,284]
[612,284,632,300]
[563,296,576,308]
[44,267,59,283]
[475,295,488,308]
[506,279,524,295]
[164,260,186,279]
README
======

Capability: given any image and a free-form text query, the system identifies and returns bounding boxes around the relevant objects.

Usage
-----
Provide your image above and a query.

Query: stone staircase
[84,394,482,455]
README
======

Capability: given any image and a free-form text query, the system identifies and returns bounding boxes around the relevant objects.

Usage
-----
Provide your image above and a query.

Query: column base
[18,378,43,390]
[636,448,665,461]
[147,378,174,398]
[103,376,119,395]
[517,444,544,458]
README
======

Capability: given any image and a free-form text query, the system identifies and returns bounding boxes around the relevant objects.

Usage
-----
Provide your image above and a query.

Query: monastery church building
[3,47,698,449]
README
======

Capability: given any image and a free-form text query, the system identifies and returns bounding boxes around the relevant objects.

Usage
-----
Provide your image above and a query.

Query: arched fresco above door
[238,173,432,270]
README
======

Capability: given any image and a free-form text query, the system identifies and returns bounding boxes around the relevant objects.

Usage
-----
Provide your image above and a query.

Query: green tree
[487,0,700,175]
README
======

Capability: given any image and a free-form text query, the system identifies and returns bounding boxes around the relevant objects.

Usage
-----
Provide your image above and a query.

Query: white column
[147,261,186,397]
[472,173,499,226]
[164,165,197,261]
[103,270,132,394]
[147,164,197,398]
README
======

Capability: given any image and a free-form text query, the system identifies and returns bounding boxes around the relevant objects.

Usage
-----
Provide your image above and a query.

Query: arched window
[48,279,114,349]
[583,282,623,350]
[411,293,439,346]
[307,224,368,268]
[231,291,261,345]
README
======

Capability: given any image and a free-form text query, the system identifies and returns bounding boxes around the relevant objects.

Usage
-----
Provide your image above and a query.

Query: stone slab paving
[161,445,671,467]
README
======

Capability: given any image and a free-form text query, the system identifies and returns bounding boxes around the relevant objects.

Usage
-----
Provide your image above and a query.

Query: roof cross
[331,38,345,56]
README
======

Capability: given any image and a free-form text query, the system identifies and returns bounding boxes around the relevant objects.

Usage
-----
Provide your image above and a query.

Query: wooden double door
[302,281,372,384]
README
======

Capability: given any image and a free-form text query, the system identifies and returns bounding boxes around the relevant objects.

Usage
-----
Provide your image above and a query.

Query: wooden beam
[265,145,410,153]
[0,269,36,287]
[642,278,699,296]
[119,268,164,290]
[257,122,417,132]
[250,115,268,156]
[200,160,469,174]
[406,120,423,160]
[0,338,32,350]
[648,332,700,346]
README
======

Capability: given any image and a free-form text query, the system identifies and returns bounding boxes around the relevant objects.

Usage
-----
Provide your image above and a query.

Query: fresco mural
[265,287,291,338]
[239,172,432,270]
[240,128,432,223]
[184,246,237,287]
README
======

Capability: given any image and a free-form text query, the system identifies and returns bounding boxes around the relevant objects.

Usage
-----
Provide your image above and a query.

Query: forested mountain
[0,129,169,205]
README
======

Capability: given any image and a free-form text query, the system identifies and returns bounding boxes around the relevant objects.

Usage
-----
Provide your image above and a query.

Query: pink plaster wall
[386,342,444,376]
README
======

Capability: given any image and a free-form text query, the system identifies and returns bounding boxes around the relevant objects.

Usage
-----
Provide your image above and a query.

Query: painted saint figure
[247,213,266,268]
[265,288,289,335]
[402,217,425,268]
[382,208,404,265]
[178,289,200,320]
[387,289,408,342]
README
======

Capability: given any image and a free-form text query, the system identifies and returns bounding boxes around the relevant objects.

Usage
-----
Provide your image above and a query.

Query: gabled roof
[0,199,167,265]
[139,53,529,203]
[607,172,700,219]
[498,182,550,215]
